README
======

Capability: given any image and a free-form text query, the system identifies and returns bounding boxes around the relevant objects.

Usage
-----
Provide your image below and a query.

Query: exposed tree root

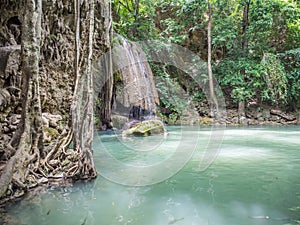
[0,0,112,206]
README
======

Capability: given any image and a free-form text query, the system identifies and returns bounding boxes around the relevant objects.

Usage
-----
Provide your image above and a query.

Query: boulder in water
[111,114,128,129]
[122,119,166,136]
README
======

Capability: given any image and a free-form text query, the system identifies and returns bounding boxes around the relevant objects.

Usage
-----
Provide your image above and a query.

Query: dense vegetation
[112,0,300,120]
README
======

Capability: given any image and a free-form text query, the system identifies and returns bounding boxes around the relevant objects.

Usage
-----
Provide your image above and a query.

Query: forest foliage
[112,0,300,112]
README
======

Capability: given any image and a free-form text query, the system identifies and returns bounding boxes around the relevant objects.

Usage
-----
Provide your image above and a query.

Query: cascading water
[112,35,159,121]
[138,52,154,116]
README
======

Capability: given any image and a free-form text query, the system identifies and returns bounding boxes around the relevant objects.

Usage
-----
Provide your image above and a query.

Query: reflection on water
[3,126,300,225]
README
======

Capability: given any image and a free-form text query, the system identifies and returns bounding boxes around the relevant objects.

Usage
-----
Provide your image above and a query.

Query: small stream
[4,126,300,225]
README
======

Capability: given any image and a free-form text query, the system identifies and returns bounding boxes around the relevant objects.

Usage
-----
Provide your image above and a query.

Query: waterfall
[112,35,159,121]
[138,51,154,115]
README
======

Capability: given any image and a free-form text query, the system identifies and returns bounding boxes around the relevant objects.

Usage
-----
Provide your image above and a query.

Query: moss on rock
[122,119,166,136]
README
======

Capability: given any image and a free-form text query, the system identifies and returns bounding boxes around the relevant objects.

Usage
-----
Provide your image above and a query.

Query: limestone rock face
[122,119,166,136]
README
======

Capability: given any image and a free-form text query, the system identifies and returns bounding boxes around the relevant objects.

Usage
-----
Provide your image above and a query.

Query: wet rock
[239,116,248,125]
[270,109,296,121]
[258,117,265,122]
[122,119,166,136]
[270,115,280,121]
[280,119,286,124]
[111,114,128,130]
[122,119,141,130]
[285,120,296,125]
[248,119,259,126]
[231,117,239,124]
[270,109,283,115]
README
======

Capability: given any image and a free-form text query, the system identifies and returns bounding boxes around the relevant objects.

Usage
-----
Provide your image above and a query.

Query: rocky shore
[165,107,300,126]
[223,108,299,126]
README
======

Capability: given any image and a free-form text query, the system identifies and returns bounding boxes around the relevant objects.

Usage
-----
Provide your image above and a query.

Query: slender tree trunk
[207,1,218,112]
[242,1,250,52]
[239,0,250,122]
[134,0,139,22]
[0,0,43,198]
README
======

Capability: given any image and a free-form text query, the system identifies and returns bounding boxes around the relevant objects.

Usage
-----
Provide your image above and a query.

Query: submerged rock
[122,119,166,136]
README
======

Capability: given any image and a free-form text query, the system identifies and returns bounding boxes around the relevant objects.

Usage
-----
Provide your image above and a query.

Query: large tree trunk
[0,0,43,198]
[1,0,113,202]
[71,0,97,178]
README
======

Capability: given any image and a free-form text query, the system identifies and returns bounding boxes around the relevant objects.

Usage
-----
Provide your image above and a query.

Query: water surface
[4,126,300,225]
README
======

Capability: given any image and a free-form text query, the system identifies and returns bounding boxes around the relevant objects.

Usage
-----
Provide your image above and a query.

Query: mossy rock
[122,119,166,136]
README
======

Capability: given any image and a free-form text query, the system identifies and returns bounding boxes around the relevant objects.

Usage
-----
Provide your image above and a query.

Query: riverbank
[163,106,300,126]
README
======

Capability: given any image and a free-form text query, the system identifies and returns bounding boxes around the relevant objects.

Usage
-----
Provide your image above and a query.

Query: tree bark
[71,0,97,178]
[44,0,98,179]
[134,0,139,22]
[1,0,113,202]
[0,0,43,198]
[239,0,250,122]
[207,1,218,112]
[242,1,250,52]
